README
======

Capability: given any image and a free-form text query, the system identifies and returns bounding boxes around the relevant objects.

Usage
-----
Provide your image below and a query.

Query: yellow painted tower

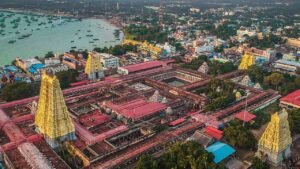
[85,53,104,80]
[238,52,255,70]
[256,109,292,166]
[35,71,76,148]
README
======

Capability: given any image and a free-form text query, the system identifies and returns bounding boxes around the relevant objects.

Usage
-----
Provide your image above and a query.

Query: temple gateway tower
[85,53,105,80]
[238,52,255,70]
[35,71,76,149]
[256,109,292,166]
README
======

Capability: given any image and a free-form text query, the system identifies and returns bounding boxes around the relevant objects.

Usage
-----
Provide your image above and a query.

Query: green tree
[224,121,257,149]
[135,141,224,169]
[264,73,284,90]
[135,154,158,169]
[55,69,79,89]
[288,109,300,134]
[45,51,55,58]
[1,82,39,101]
[252,157,270,169]
[247,65,265,83]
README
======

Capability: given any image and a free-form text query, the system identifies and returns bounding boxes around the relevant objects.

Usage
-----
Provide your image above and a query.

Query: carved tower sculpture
[256,109,292,166]
[85,53,104,81]
[239,52,255,70]
[35,71,76,149]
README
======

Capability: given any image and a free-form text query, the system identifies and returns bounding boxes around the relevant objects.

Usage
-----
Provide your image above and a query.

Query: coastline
[0,9,125,66]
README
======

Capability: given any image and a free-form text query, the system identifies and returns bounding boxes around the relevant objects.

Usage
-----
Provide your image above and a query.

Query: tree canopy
[1,82,39,101]
[135,141,225,169]
[251,157,270,169]
[45,51,55,58]
[55,69,79,89]
[288,108,300,135]
[224,120,257,149]
[125,24,168,43]
[94,44,137,56]
[181,56,237,76]
[196,78,236,111]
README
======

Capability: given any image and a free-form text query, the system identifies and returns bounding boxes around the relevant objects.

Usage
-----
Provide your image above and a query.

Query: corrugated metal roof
[206,142,235,163]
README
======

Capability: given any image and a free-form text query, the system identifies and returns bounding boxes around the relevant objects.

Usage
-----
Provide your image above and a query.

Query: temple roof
[280,89,300,108]
[234,111,256,122]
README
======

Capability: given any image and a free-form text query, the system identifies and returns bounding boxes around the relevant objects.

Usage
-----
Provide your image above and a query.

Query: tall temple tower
[35,71,76,149]
[238,52,255,70]
[256,109,292,166]
[85,53,104,81]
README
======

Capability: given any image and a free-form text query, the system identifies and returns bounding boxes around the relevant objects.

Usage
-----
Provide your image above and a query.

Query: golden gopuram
[256,109,292,166]
[238,52,255,70]
[35,71,76,149]
[85,53,105,80]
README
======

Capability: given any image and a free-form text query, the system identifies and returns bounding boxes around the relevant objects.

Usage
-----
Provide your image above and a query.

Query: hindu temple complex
[0,59,282,168]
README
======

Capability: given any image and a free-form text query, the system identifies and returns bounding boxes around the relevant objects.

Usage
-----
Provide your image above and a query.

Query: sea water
[0,11,123,65]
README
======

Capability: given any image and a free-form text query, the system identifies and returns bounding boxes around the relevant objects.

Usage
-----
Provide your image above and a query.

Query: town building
[62,52,85,70]
[42,64,69,75]
[287,38,300,48]
[15,58,45,80]
[190,8,200,13]
[206,142,236,164]
[237,27,257,37]
[273,59,300,74]
[280,89,300,109]
[90,52,119,69]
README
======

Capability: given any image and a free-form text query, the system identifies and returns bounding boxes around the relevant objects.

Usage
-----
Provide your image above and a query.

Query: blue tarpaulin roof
[31,63,45,69]
[206,142,235,163]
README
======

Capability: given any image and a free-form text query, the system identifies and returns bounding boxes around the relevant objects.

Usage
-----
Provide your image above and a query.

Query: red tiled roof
[70,80,90,87]
[107,98,167,120]
[234,111,256,122]
[79,110,110,127]
[121,61,165,73]
[162,59,175,64]
[280,89,300,107]
[169,118,186,126]
[205,126,223,140]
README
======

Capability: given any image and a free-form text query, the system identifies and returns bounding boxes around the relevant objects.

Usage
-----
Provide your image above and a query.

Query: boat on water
[8,40,16,44]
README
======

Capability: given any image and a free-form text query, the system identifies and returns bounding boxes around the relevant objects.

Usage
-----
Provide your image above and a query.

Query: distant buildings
[90,52,119,69]
[238,46,276,64]
[280,89,300,109]
[273,59,300,74]
[190,8,200,13]
[15,57,45,80]
[62,52,85,70]
[286,38,300,48]
[237,27,257,37]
